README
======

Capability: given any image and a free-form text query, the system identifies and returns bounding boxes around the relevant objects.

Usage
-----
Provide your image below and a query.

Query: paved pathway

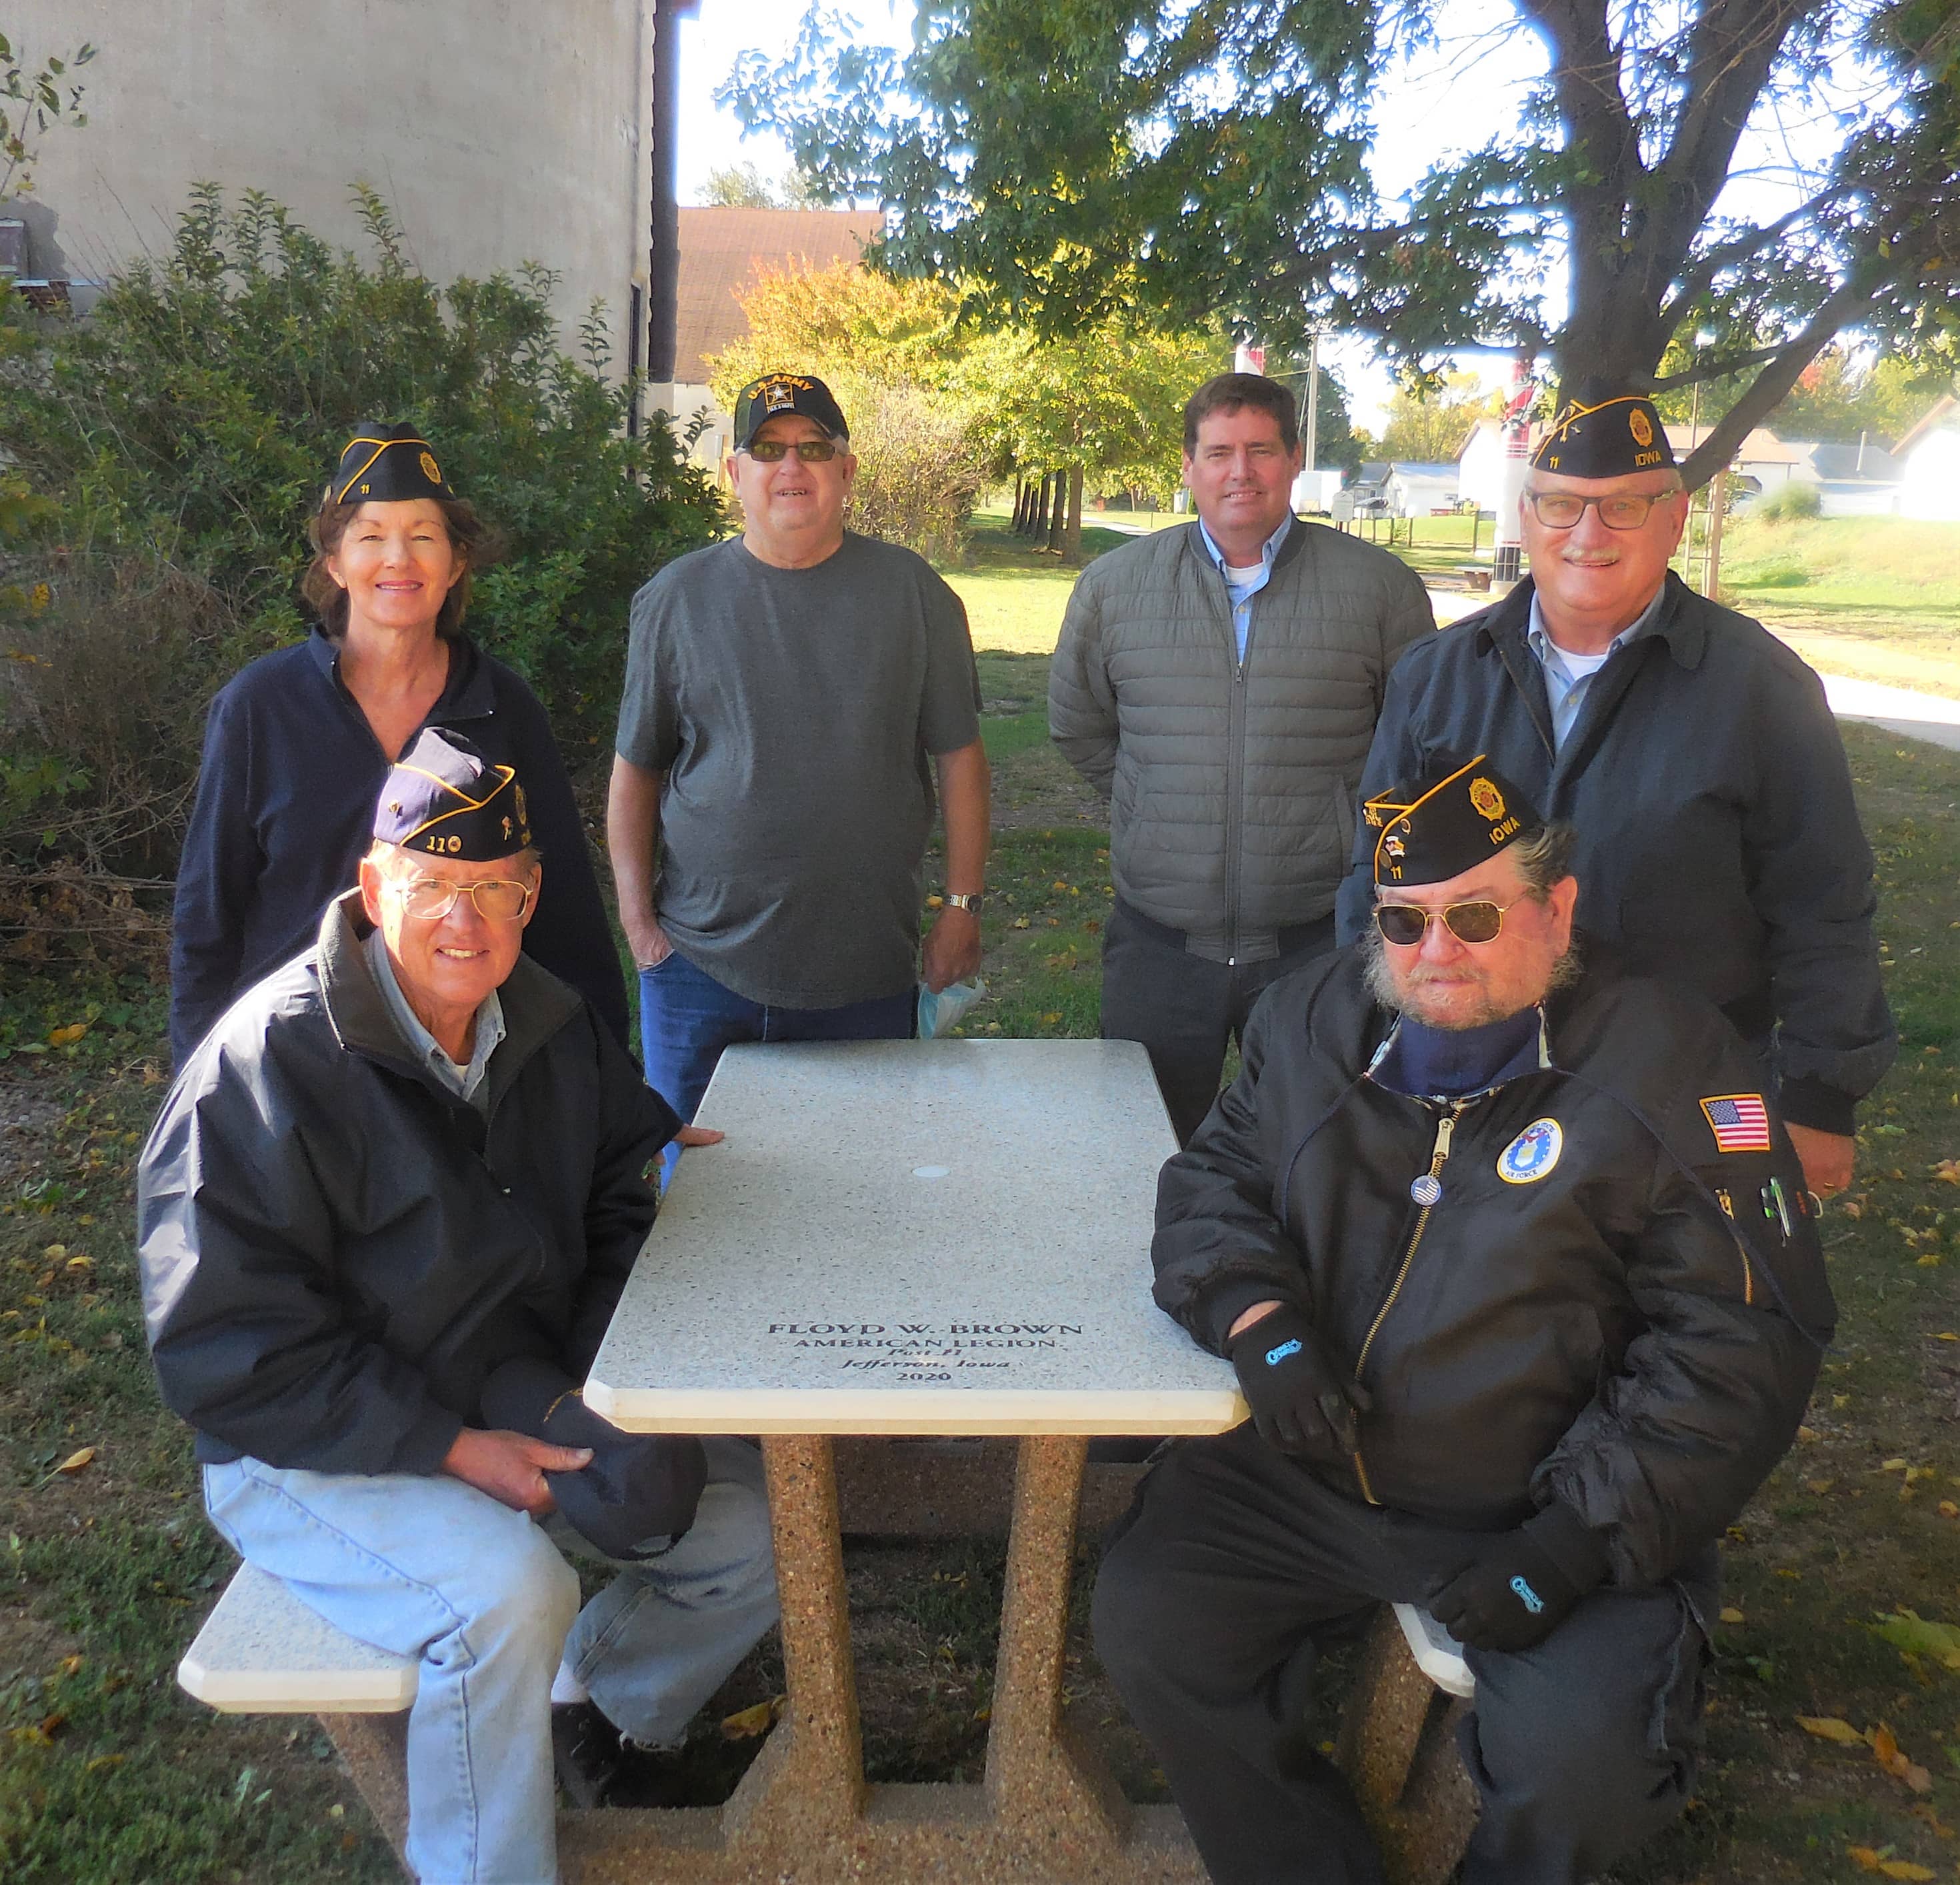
[1422,587,1960,755]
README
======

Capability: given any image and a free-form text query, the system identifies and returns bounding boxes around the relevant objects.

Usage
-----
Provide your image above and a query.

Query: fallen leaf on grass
[1845,1850,1935,1880]
[45,1024,87,1046]
[1872,1612,1960,1674]
[720,1695,784,1740]
[54,1448,95,1475]
[1719,1606,1746,1624]
[83,1753,123,1773]
[1931,1160,1960,1186]
[1871,1722,1934,1794]
[1798,1714,1866,1744]
[1939,1502,1958,1519]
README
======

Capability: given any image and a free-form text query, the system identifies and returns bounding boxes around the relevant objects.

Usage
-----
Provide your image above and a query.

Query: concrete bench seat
[177,1562,417,1713]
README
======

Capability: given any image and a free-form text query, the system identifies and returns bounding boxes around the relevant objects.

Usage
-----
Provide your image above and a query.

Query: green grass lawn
[4,522,1959,1883]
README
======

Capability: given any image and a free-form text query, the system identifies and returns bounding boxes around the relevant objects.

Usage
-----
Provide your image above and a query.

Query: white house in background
[1665,425,1807,491]
[1383,463,1461,515]
[1457,419,1517,513]
[662,205,884,475]
[1780,440,1904,518]
[1895,397,1960,522]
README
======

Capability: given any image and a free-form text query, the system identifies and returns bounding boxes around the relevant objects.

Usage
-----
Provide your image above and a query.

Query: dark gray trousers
[1100,901,1337,1146]
[1093,1424,1715,1885]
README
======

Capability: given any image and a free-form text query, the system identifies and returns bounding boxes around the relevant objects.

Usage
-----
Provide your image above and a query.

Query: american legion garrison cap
[1530,379,1677,479]
[373,729,533,861]
[731,371,850,451]
[329,423,459,505]
[1363,755,1543,886]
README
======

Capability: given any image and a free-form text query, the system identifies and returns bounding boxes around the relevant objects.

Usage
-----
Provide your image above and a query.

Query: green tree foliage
[1374,373,1491,463]
[1661,343,1952,446]
[0,185,719,877]
[727,0,1960,487]
[0,184,719,724]
[707,257,1219,558]
[699,161,836,208]
[1,29,92,200]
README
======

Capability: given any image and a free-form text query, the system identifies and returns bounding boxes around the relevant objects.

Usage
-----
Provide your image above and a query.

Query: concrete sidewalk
[1421,587,1960,755]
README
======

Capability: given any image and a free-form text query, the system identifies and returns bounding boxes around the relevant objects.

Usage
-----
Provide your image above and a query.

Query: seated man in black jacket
[1093,756,1833,1885]
[140,731,777,1885]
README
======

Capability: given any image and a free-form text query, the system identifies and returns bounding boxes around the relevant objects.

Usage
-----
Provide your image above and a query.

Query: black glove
[479,1356,707,1560]
[1426,1504,1611,1653]
[1227,1304,1371,1466]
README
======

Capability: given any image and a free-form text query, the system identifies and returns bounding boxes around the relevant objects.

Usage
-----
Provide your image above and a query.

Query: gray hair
[1507,820,1577,897]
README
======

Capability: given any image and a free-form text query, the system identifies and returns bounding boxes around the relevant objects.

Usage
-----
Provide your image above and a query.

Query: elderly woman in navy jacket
[169,426,629,1064]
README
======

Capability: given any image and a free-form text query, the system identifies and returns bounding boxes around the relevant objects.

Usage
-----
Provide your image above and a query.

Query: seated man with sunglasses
[608,372,989,1172]
[1095,755,1833,1885]
[141,730,779,1885]
[1339,379,1893,1206]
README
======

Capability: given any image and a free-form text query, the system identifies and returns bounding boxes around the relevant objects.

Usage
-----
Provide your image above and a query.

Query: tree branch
[1651,343,1799,390]
[1659,189,1843,327]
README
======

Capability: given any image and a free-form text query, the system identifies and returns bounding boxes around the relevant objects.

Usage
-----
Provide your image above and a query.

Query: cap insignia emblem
[764,382,795,413]
[1469,777,1507,822]
[1629,409,1653,448]
[419,450,441,484]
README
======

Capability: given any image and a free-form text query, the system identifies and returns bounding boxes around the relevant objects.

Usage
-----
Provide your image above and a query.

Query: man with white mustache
[1340,380,1893,1204]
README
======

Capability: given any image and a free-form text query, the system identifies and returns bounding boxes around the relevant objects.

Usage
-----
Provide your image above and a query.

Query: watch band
[946,892,985,914]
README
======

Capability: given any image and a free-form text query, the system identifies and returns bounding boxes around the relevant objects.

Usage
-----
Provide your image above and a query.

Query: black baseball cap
[731,372,849,452]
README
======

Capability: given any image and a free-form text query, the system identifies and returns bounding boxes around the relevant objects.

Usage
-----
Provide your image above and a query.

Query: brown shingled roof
[675,206,885,383]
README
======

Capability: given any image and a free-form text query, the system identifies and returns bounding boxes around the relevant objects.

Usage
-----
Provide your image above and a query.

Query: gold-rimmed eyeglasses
[1373,899,1528,947]
[386,877,535,922]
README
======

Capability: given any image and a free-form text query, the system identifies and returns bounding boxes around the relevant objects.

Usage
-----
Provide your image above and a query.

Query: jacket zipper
[1351,1102,1461,1504]
[1223,571,1246,964]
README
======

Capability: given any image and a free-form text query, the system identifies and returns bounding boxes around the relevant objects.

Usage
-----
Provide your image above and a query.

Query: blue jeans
[203,1437,778,1885]
[639,948,915,1182]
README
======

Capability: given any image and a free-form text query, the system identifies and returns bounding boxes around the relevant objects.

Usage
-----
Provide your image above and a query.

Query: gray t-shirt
[616,531,982,1008]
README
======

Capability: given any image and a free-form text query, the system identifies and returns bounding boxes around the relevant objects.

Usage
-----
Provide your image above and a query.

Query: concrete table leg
[720,1434,867,1847]
[983,1434,1132,1870]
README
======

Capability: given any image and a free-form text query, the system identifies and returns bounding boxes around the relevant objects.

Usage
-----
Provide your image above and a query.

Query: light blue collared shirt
[1525,587,1667,752]
[1198,515,1293,663]
[364,928,506,1110]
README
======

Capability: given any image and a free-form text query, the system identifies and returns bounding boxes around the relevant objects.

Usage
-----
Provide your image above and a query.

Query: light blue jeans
[203,1437,778,1885]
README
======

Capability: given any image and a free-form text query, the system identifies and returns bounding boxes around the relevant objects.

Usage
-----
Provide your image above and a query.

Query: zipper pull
[1409,1104,1460,1206]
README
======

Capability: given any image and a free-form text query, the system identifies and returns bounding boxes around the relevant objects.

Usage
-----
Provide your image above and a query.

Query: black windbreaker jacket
[139,893,677,1476]
[1153,948,1835,1588]
[1335,574,1895,1134]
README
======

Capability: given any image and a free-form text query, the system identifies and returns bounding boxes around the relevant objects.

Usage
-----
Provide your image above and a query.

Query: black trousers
[1092,1424,1715,1885]
[1100,902,1337,1146]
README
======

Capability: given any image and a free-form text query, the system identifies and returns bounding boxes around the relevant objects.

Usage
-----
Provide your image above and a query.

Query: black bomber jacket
[139,893,677,1475]
[1152,946,1835,1588]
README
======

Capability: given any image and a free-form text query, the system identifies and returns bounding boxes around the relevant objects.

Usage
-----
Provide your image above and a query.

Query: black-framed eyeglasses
[1523,488,1681,531]
[742,438,840,463]
[1373,899,1527,947]
[386,877,535,922]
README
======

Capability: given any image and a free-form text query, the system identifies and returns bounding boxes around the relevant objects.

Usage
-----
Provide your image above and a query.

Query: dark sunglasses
[743,438,840,463]
[1373,899,1526,946]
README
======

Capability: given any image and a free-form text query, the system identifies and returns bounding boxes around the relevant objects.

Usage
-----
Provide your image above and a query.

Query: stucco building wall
[5,0,653,369]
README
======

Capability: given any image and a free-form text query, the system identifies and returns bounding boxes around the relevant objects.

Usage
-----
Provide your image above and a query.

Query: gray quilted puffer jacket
[1049,519,1434,959]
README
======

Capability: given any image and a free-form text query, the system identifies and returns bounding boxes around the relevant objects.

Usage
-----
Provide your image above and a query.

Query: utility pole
[1303,333,1321,475]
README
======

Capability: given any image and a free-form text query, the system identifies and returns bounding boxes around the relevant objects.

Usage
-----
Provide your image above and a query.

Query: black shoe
[552,1700,626,1808]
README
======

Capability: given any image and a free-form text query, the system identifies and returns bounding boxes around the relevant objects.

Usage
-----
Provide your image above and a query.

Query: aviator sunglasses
[742,438,841,463]
[1373,899,1529,946]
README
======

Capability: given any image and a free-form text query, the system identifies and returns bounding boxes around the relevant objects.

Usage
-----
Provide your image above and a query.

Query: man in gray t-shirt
[607,372,989,1157]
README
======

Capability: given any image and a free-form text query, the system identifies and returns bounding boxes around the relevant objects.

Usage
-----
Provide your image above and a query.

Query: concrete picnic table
[577,1036,1244,1884]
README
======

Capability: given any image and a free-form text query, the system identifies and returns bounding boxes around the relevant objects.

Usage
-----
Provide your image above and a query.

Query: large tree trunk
[1062,463,1085,563]
[1046,470,1067,554]
[1033,473,1051,539]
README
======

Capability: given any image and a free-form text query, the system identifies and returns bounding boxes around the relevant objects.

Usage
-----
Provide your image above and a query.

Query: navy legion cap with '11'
[374,729,533,861]
[1363,756,1543,887]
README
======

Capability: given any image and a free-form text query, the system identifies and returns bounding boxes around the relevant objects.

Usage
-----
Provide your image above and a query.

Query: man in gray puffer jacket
[1050,372,1434,1142]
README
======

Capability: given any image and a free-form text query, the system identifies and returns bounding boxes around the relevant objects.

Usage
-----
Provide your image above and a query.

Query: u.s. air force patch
[1497,1118,1563,1184]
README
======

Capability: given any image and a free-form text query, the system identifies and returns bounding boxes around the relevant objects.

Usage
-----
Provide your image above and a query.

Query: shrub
[1749,479,1823,521]
[0,184,723,894]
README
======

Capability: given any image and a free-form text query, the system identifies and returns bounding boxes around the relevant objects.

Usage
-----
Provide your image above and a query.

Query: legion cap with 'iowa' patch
[1530,380,1677,479]
[1364,756,1543,886]
[329,423,459,505]
[373,729,532,861]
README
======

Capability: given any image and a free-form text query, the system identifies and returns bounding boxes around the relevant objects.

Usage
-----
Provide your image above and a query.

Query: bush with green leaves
[1748,479,1825,522]
[0,184,722,883]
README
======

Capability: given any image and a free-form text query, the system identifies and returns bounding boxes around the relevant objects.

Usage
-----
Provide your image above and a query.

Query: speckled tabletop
[586,1038,1243,1436]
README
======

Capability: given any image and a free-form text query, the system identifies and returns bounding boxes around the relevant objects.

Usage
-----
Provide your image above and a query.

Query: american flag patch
[1700,1094,1772,1154]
